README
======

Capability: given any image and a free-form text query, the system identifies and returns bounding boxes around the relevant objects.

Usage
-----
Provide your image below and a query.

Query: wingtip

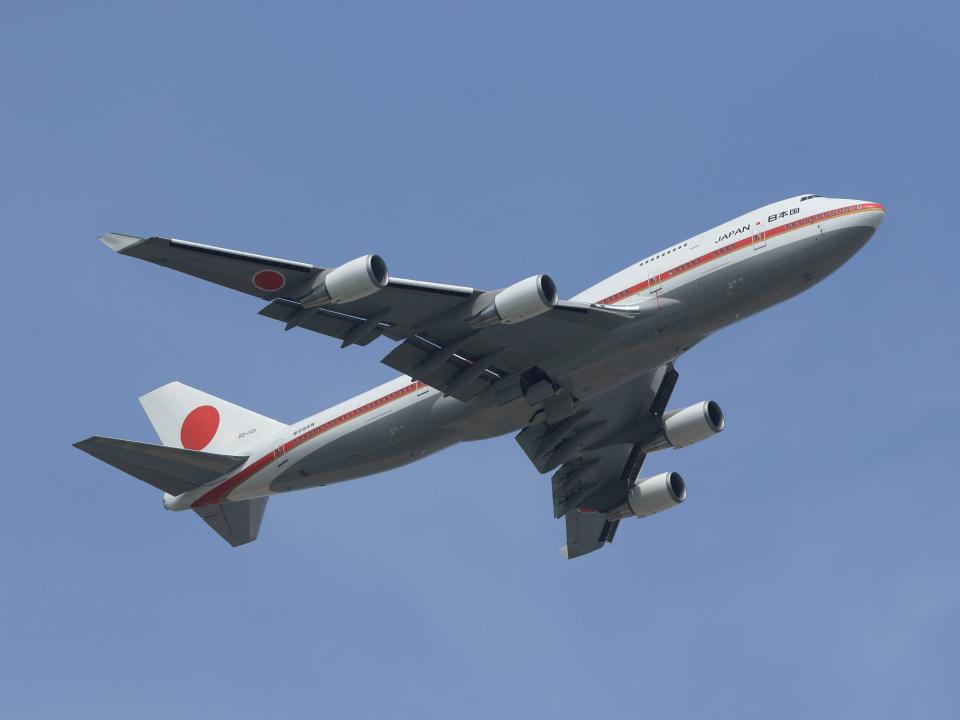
[99,233,145,253]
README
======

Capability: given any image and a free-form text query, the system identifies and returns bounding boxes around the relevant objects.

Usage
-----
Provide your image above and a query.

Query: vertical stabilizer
[139,381,285,455]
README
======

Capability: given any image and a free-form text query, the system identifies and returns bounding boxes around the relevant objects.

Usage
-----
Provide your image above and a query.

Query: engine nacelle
[468,274,558,327]
[608,471,686,519]
[642,400,724,452]
[300,254,389,307]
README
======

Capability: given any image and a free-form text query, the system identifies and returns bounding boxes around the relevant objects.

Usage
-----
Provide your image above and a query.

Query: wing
[101,233,323,299]
[101,233,666,402]
[514,365,679,559]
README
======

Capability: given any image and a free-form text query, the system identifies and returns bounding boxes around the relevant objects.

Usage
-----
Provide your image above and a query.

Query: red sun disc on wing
[181,405,220,450]
[253,269,285,291]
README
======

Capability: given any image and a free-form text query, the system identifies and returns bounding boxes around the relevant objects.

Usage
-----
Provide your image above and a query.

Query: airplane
[75,194,885,558]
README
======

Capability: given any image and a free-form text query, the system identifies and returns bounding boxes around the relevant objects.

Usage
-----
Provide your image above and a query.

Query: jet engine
[608,471,686,519]
[468,274,558,327]
[641,400,724,452]
[300,254,389,308]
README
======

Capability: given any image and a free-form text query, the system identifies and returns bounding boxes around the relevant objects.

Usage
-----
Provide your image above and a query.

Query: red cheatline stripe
[192,380,426,507]
[596,203,884,305]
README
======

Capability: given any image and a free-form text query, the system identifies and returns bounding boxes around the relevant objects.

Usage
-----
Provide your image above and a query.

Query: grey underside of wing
[104,234,322,299]
[377,302,632,400]
[194,498,268,547]
[514,365,679,559]
[261,289,635,402]
[518,364,676,476]
[565,511,619,560]
[74,436,248,496]
[558,441,648,559]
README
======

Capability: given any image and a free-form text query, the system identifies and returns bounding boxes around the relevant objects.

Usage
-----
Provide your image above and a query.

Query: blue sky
[3,1,958,718]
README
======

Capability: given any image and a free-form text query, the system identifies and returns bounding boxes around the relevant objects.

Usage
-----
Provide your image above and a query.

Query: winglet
[99,233,145,253]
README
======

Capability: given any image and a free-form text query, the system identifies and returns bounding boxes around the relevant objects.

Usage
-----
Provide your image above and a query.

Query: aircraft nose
[858,201,886,229]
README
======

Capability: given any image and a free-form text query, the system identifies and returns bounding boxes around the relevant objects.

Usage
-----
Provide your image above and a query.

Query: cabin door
[647,255,662,299]
[752,219,767,251]
[273,438,288,467]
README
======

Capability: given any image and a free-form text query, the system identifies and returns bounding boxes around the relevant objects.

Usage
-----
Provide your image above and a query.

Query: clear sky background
[2,2,958,718]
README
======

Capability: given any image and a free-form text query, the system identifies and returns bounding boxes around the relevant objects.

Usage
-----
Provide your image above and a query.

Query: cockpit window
[800,195,821,201]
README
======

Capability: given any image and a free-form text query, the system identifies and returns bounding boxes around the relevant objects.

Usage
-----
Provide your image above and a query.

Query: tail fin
[75,382,283,547]
[139,381,285,455]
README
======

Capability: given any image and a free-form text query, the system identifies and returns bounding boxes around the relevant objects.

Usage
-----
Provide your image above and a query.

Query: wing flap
[258,299,387,346]
[380,337,497,401]
[563,512,618,560]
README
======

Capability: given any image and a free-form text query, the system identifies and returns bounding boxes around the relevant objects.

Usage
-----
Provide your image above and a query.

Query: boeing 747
[76,194,884,557]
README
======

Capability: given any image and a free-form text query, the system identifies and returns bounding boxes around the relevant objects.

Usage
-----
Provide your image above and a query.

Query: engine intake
[642,400,724,452]
[608,471,686,519]
[300,254,389,307]
[468,274,558,327]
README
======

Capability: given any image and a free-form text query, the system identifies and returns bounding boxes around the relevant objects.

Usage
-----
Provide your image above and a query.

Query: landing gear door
[273,438,288,467]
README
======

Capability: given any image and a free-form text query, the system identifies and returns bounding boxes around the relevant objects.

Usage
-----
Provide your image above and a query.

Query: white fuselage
[165,195,885,511]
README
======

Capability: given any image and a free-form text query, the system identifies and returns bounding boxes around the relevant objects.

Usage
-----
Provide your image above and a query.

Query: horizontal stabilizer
[194,498,268,547]
[74,436,247,496]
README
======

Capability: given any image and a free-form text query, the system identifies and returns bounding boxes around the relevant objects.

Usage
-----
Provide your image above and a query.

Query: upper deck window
[800,194,821,202]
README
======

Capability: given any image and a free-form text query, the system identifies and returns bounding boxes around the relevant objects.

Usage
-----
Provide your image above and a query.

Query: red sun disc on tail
[253,269,285,291]
[181,405,220,450]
